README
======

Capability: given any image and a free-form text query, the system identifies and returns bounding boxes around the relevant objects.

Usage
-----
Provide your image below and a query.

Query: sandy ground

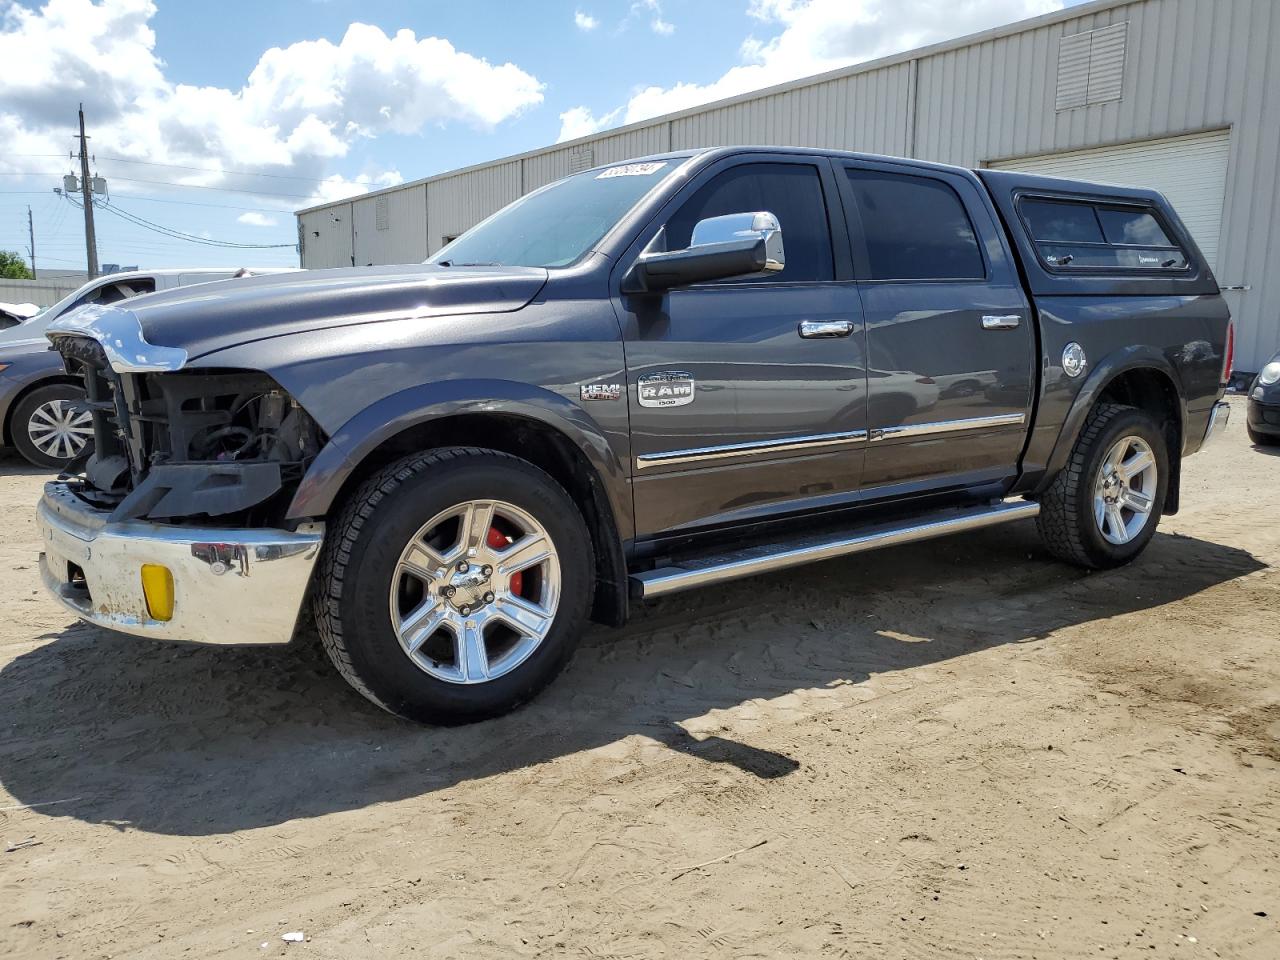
[0,395,1276,960]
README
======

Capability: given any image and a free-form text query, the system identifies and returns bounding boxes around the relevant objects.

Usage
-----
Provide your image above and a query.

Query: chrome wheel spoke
[492,592,554,639]
[1105,503,1128,542]
[1121,488,1153,514]
[456,619,491,682]
[398,541,447,581]
[399,597,449,651]
[496,533,552,577]
[458,501,497,556]
[1117,449,1154,481]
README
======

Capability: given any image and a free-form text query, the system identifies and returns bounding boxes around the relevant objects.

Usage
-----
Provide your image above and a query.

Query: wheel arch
[288,384,632,627]
[1035,349,1186,514]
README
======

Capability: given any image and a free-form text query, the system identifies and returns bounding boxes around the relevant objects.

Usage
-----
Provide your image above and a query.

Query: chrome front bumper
[1202,399,1232,447]
[37,482,323,645]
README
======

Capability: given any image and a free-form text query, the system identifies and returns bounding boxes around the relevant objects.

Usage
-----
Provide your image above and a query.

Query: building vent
[568,146,595,173]
[1056,21,1127,110]
[375,195,390,231]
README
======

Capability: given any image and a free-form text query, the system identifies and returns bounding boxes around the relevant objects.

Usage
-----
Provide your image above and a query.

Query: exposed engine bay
[52,334,324,526]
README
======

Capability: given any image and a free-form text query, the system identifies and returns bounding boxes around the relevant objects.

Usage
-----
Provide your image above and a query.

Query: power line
[11,151,336,185]
[65,195,294,249]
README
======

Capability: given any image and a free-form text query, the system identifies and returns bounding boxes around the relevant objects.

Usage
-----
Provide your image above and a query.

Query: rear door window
[1019,197,1189,272]
[843,169,986,280]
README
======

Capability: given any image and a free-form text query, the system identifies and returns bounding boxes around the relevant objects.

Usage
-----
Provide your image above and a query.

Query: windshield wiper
[436,260,503,267]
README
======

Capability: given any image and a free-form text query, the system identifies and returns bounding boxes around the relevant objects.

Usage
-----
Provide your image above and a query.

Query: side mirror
[622,211,785,293]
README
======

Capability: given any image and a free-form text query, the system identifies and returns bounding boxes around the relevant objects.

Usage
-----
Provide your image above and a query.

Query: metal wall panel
[669,64,913,155]
[298,204,352,269]
[424,161,522,256]
[523,124,669,190]
[352,184,427,266]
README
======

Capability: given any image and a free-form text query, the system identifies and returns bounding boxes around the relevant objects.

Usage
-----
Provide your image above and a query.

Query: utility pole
[76,103,99,278]
[26,206,36,279]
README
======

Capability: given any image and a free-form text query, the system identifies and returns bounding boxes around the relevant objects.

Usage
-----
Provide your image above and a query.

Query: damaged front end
[37,306,326,646]
[50,330,324,527]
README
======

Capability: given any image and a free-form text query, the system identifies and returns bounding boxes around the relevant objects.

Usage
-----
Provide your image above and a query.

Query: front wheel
[313,447,593,724]
[1036,403,1169,569]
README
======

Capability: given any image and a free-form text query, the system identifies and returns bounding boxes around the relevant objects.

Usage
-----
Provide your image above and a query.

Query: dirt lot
[0,396,1276,960]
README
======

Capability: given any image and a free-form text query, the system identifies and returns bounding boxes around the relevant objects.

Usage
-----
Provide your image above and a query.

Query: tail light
[1222,321,1235,387]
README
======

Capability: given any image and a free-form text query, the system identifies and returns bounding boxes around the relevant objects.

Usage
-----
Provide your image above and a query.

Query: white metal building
[295,0,1280,373]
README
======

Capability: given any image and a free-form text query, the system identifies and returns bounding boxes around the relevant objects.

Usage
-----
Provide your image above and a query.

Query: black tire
[313,447,593,724]
[1036,402,1169,570]
[10,382,92,470]
[1247,423,1279,446]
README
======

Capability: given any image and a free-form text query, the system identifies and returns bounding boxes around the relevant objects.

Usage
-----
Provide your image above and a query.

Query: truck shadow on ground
[0,522,1263,837]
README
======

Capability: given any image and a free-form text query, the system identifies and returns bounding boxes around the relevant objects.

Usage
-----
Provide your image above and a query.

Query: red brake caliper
[486,525,522,596]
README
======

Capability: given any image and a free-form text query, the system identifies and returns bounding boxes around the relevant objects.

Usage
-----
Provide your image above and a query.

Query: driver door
[613,156,869,538]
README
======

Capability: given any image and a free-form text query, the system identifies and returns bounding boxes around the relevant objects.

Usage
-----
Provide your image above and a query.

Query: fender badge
[638,371,695,408]
[581,383,621,401]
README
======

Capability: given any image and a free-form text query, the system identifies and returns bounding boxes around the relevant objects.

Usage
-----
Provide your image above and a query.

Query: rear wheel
[11,383,93,469]
[313,447,593,724]
[1036,403,1168,569]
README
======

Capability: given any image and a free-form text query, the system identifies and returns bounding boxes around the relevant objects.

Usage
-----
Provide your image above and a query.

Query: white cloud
[0,0,544,205]
[563,0,1060,134]
[634,0,674,35]
[557,105,624,143]
[236,212,280,227]
[574,10,599,31]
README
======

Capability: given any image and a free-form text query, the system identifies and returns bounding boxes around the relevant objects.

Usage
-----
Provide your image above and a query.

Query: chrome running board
[630,499,1040,599]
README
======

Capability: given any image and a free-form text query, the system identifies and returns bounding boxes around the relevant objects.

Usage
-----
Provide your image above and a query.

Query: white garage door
[988,130,1230,269]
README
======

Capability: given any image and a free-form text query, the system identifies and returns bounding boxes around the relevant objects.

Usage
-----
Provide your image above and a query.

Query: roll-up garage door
[987,130,1230,269]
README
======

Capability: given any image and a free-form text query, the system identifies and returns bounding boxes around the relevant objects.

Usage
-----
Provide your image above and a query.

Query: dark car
[1246,349,1280,445]
[36,147,1232,724]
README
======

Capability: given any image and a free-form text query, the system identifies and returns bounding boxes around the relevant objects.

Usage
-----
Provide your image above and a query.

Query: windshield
[428,159,687,268]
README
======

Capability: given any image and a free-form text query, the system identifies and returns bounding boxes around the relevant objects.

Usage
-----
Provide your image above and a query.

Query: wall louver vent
[568,146,595,173]
[375,195,390,231]
[1056,21,1127,110]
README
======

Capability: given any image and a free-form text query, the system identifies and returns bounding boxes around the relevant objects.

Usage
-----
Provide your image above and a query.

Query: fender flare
[1034,345,1186,494]
[285,378,633,540]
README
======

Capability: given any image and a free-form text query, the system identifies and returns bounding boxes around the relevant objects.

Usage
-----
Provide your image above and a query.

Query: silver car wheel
[1093,435,1158,545]
[27,398,93,461]
[388,499,561,685]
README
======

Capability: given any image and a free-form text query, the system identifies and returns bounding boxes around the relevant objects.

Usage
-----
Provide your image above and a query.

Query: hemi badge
[581,383,622,401]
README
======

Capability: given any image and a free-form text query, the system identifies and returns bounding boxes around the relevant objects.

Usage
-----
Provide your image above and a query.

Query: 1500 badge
[638,371,695,408]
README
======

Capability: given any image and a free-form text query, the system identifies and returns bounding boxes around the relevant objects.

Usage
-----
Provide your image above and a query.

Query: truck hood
[50,264,549,360]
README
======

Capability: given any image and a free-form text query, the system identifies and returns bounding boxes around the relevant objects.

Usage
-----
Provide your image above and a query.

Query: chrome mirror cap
[46,304,188,374]
[691,211,785,273]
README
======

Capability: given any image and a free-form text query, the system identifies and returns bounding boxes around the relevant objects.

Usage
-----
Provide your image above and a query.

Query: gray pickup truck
[36,147,1232,724]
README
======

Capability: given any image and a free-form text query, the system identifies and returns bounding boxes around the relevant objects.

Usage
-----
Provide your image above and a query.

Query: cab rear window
[1018,197,1189,272]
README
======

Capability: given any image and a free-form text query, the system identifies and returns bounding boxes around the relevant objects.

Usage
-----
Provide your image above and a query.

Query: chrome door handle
[799,320,855,339]
[982,314,1021,330]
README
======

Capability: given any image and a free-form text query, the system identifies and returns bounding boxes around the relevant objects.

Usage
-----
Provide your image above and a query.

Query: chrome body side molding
[870,412,1025,442]
[635,428,868,470]
[631,499,1040,598]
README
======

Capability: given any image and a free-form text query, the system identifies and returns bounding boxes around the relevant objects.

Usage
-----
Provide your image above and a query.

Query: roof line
[296,0,1138,215]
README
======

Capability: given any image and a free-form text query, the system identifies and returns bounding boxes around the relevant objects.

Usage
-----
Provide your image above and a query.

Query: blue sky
[0,0,1088,272]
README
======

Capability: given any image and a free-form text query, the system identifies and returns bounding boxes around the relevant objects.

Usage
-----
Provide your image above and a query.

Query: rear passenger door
[835,160,1035,497]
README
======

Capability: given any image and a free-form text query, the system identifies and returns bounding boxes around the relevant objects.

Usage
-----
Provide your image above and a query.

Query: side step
[630,499,1040,599]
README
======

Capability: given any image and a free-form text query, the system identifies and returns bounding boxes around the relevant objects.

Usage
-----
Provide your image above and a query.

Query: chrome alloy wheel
[389,499,561,684]
[27,399,92,461]
[1093,435,1158,545]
